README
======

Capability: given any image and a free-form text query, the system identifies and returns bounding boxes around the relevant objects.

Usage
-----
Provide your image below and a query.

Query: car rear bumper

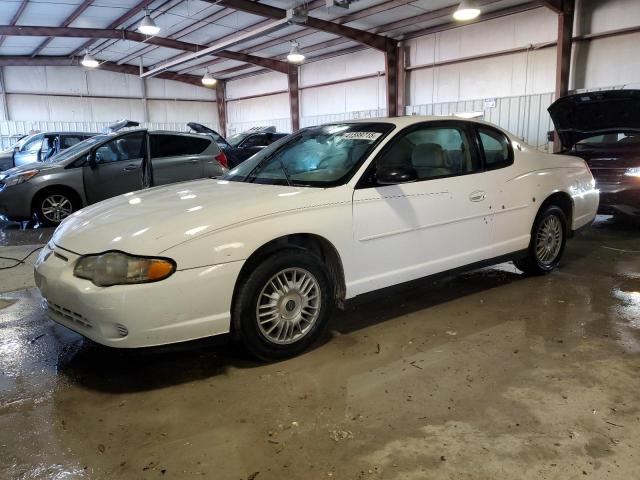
[597,183,640,217]
[34,243,244,348]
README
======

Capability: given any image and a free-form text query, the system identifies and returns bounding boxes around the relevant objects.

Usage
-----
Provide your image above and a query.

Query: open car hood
[188,122,224,138]
[548,90,640,148]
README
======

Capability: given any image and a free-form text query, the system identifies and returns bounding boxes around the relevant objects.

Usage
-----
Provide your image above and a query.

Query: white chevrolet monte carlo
[34,116,599,359]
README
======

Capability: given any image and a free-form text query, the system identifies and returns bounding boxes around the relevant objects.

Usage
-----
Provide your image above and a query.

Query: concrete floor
[1,217,639,479]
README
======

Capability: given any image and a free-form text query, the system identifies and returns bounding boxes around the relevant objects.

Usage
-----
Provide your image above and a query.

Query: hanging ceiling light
[287,41,305,64]
[138,11,160,35]
[81,51,99,68]
[453,0,481,21]
[201,70,217,87]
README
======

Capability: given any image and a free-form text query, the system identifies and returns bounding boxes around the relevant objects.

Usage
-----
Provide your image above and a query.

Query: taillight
[215,151,228,168]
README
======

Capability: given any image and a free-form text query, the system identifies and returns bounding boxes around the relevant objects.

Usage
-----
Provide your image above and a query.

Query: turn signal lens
[74,251,176,287]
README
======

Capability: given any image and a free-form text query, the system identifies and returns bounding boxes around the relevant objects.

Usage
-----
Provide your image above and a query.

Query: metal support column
[288,64,300,132]
[0,66,9,121]
[385,39,399,117]
[396,42,406,117]
[216,80,227,136]
[139,57,148,123]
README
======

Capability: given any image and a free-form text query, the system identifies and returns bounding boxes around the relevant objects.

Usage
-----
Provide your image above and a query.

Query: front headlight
[624,167,640,178]
[0,169,39,187]
[73,251,176,287]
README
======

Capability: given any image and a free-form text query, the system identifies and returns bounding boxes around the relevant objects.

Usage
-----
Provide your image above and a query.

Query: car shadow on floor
[58,263,526,394]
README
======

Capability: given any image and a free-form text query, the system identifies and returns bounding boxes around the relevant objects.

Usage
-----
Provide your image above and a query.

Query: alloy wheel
[535,214,563,265]
[256,267,322,345]
[41,194,73,223]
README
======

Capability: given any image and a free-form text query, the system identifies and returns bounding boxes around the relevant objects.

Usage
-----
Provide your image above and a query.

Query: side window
[94,132,144,164]
[150,134,210,158]
[478,127,512,169]
[377,125,479,181]
[23,134,44,152]
[61,135,83,149]
[242,134,268,148]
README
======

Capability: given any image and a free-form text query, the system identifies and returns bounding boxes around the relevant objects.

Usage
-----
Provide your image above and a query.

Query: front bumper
[0,181,37,220]
[34,243,244,348]
[597,182,640,217]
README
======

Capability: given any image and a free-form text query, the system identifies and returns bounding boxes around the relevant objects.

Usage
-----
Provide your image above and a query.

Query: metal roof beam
[30,0,94,57]
[0,25,290,74]
[0,0,28,48]
[211,0,392,51]
[70,0,156,56]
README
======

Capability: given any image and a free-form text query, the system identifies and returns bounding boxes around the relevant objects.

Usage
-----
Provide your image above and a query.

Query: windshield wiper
[277,157,292,187]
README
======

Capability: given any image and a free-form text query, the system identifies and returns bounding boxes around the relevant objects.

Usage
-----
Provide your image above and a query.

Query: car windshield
[575,131,640,151]
[46,134,109,163]
[227,132,249,147]
[9,134,35,151]
[222,122,394,187]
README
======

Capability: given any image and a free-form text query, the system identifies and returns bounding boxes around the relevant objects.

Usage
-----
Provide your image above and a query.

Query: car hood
[52,179,337,257]
[0,161,61,177]
[548,89,640,148]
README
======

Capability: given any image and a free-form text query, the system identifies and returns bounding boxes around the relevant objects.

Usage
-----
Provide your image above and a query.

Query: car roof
[342,115,498,128]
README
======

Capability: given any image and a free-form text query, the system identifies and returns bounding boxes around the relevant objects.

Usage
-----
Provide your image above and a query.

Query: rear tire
[232,249,333,361]
[34,189,78,227]
[515,205,567,275]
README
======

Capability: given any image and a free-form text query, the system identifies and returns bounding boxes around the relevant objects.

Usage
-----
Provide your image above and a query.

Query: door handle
[123,164,138,172]
[469,190,487,202]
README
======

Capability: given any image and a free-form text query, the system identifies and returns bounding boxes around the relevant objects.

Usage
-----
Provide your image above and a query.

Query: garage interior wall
[0,65,219,146]
[1,0,639,147]
[224,0,640,146]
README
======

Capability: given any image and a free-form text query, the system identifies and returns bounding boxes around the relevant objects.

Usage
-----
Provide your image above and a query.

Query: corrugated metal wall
[406,92,556,151]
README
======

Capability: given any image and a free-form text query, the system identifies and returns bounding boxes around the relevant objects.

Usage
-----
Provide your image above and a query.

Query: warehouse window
[150,134,210,158]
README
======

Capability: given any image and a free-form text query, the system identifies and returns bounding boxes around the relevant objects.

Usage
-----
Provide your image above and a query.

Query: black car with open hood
[188,123,288,168]
[548,90,640,219]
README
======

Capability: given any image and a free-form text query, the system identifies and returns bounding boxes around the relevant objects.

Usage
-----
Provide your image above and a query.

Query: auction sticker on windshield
[339,132,382,141]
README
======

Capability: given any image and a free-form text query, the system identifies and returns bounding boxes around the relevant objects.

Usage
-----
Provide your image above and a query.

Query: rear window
[150,134,211,158]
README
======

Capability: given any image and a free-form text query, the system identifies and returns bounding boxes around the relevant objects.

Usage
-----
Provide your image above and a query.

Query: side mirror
[87,152,97,169]
[376,164,418,185]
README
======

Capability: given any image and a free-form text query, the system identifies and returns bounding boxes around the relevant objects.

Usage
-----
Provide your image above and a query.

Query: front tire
[34,189,78,226]
[515,205,567,275]
[233,249,333,361]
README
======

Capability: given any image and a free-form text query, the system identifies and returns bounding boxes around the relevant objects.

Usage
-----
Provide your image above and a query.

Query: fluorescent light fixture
[287,41,305,64]
[453,0,481,21]
[81,52,99,68]
[138,12,160,35]
[201,71,217,86]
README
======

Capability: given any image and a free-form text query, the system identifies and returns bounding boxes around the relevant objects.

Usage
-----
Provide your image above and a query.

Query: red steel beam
[216,81,227,135]
[31,0,94,57]
[288,65,300,131]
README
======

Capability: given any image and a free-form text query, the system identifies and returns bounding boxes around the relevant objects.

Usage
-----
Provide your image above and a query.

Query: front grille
[591,168,627,185]
[47,301,92,329]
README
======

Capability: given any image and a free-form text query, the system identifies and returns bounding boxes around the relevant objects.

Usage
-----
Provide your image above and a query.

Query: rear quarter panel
[492,139,598,256]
